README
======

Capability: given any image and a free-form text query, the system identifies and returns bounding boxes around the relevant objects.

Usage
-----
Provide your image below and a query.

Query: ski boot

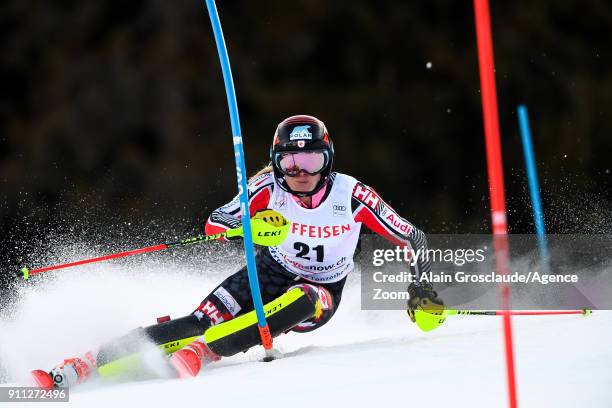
[31,352,98,389]
[31,370,54,390]
[170,338,220,378]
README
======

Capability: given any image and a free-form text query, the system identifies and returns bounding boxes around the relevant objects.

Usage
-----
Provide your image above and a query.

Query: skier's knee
[287,283,335,333]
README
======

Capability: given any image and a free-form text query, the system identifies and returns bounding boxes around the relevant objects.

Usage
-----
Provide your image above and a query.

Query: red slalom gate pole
[473,1,518,407]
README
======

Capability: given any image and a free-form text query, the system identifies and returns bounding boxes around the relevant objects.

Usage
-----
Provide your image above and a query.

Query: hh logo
[353,184,380,208]
[289,125,312,140]
[194,301,227,325]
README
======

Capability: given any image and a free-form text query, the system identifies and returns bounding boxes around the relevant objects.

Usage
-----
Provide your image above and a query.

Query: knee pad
[287,284,335,333]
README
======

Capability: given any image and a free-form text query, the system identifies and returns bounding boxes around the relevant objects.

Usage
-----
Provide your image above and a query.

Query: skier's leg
[171,258,349,376]
[33,255,347,387]
[33,251,292,388]
[34,313,213,389]
[39,262,268,385]
[172,284,320,377]
[190,278,347,359]
[36,264,249,389]
[171,249,321,376]
[288,277,347,333]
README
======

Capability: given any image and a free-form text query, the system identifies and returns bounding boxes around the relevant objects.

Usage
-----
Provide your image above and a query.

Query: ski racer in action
[31,115,444,389]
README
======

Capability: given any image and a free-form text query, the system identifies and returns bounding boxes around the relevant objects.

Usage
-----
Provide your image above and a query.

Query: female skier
[32,114,444,389]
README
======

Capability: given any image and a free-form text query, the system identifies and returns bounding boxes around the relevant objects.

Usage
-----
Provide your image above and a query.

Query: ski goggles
[273,150,330,177]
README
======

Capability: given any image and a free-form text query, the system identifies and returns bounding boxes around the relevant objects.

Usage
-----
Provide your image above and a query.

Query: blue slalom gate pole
[204,0,274,354]
[517,105,549,272]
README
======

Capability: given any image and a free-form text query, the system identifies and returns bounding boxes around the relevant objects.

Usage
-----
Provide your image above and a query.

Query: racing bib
[267,174,361,283]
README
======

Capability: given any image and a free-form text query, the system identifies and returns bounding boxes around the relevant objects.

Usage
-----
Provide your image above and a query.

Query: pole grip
[17,267,30,281]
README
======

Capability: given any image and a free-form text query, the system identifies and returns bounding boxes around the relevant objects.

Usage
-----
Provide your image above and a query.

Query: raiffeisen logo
[289,125,312,140]
[291,222,351,238]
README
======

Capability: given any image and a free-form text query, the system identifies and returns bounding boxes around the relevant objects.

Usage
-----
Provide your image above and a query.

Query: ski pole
[18,210,290,280]
[414,308,591,332]
[447,308,591,317]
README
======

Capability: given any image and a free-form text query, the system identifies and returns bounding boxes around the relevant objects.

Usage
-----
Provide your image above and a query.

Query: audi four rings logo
[333,203,346,216]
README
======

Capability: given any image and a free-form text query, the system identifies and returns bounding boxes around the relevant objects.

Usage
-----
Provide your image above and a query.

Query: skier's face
[284,172,321,193]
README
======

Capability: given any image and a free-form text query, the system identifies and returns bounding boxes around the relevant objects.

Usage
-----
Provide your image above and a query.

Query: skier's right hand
[253,209,288,227]
[225,209,289,240]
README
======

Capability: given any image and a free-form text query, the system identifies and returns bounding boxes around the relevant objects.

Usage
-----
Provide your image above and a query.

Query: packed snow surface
[1,257,610,407]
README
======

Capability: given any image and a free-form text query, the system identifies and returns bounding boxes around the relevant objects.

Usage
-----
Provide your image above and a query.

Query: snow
[1,259,611,407]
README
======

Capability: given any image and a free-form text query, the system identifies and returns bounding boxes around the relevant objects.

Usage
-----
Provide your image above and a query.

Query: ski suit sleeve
[351,181,432,279]
[204,172,275,236]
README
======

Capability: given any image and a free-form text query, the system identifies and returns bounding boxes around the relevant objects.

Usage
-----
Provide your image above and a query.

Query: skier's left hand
[407,281,444,323]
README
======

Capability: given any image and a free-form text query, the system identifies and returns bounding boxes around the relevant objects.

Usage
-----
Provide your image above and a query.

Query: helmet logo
[289,125,312,141]
[297,140,306,148]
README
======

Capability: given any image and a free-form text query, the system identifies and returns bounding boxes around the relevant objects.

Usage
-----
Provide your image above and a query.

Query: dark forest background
[2,1,612,293]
